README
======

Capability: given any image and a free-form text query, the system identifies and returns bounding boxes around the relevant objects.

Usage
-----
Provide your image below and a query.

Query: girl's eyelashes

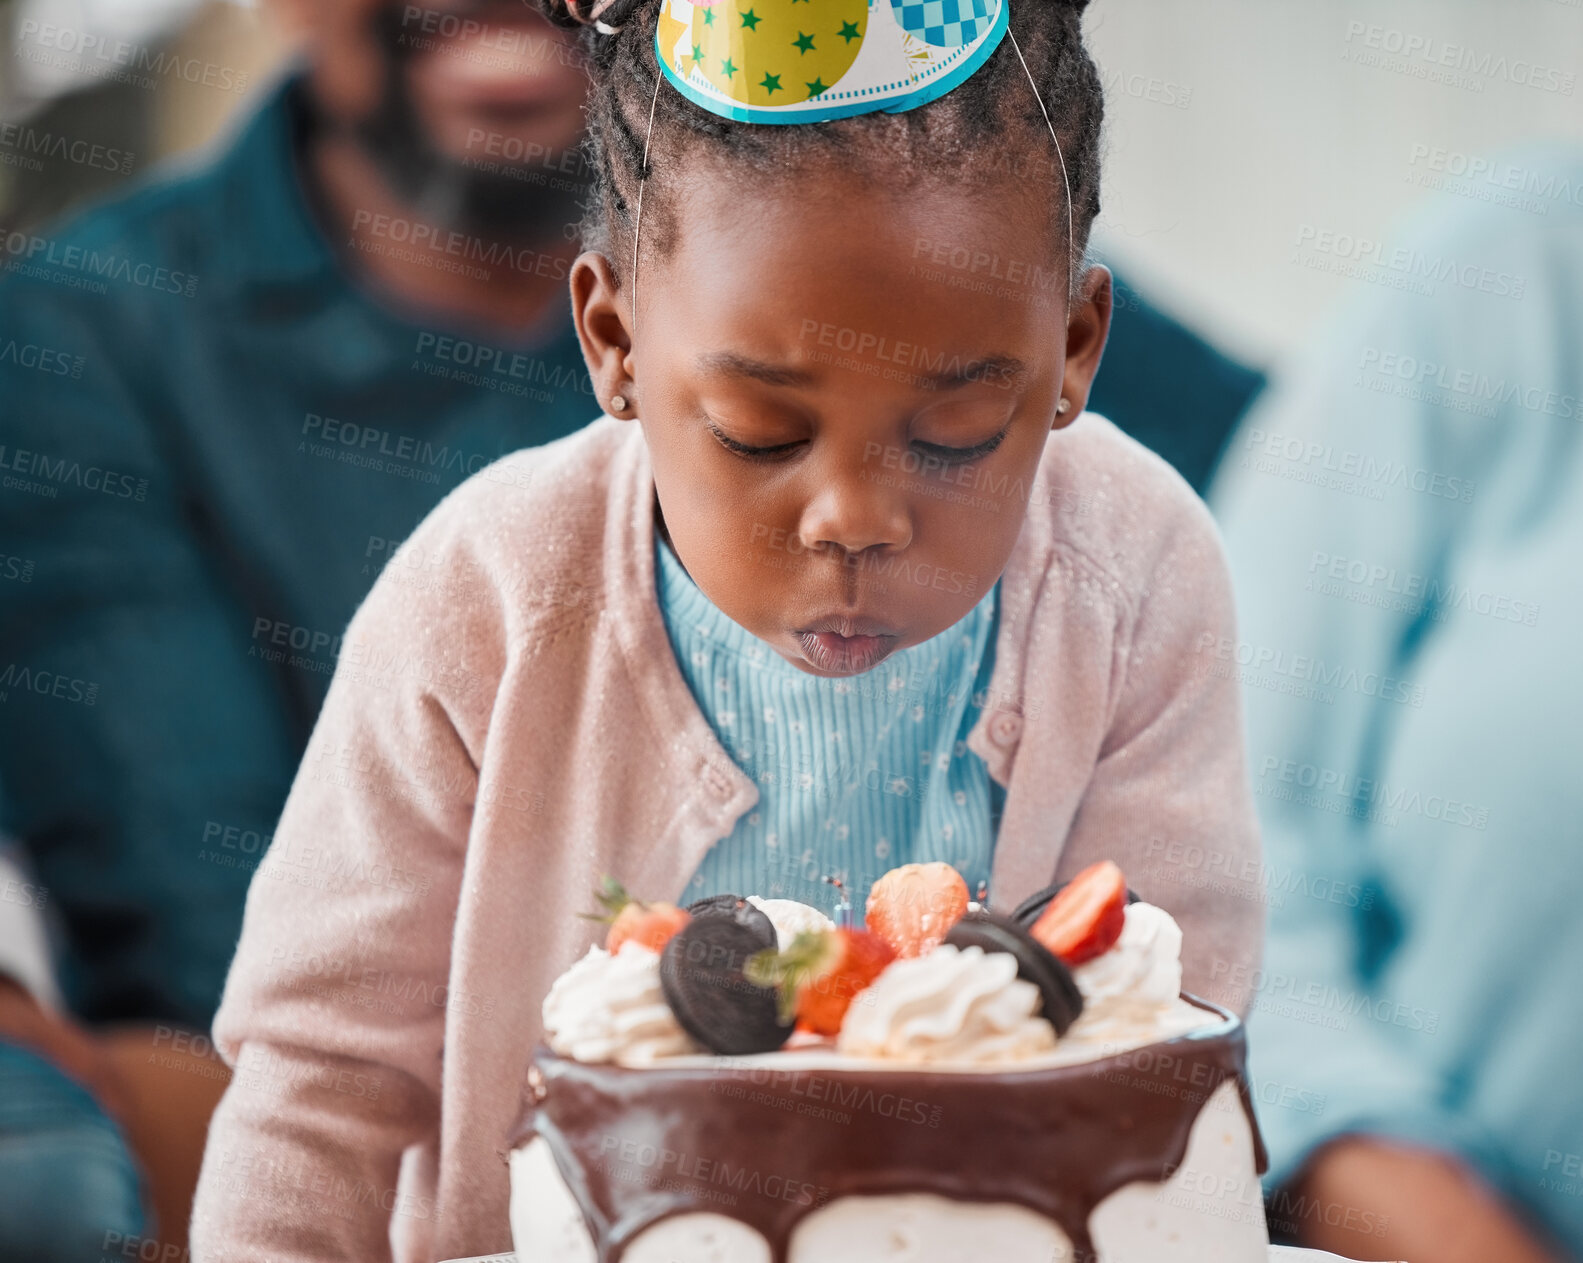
[916,425,1010,465]
[706,419,802,460]
[705,418,1011,465]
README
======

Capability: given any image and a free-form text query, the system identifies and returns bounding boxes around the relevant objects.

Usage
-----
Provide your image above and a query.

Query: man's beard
[346,5,591,244]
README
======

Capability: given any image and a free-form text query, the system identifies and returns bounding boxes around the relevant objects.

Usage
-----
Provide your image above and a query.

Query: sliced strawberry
[865,862,970,958]
[609,901,691,953]
[582,876,691,953]
[1029,860,1127,965]
[746,928,896,1036]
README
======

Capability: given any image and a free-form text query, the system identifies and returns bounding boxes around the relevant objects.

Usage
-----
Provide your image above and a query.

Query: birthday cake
[509,862,1269,1262]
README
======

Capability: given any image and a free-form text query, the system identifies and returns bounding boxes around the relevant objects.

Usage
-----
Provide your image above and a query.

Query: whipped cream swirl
[1068,902,1184,1039]
[542,943,699,1065]
[747,897,836,948]
[837,944,1056,1064]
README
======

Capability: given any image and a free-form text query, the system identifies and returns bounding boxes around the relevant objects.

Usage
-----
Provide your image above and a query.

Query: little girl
[192,0,1260,1257]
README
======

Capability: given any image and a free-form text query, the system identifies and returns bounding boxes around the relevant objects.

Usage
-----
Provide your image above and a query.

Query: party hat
[655,0,1009,124]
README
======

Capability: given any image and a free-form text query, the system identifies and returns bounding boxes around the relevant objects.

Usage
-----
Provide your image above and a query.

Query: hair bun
[556,0,650,32]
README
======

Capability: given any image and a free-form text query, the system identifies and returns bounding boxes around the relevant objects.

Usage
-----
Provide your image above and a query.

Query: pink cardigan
[190,412,1262,1261]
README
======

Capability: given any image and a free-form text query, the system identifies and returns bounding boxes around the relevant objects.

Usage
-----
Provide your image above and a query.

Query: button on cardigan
[191,410,1262,1263]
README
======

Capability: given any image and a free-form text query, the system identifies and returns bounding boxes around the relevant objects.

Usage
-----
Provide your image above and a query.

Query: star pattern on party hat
[656,0,1008,124]
[684,0,868,109]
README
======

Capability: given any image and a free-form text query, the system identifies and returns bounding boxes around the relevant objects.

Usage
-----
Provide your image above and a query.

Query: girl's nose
[795,465,913,557]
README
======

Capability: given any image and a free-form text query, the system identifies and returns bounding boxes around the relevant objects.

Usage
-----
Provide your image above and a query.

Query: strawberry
[746,928,896,1036]
[582,877,691,954]
[1029,860,1127,965]
[865,862,970,958]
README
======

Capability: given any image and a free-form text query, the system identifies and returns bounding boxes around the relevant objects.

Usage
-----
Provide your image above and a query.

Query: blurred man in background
[1214,147,1583,1263]
[0,0,597,1251]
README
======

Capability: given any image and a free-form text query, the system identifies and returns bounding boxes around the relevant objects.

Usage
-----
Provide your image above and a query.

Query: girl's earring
[610,394,629,414]
[1056,396,1072,415]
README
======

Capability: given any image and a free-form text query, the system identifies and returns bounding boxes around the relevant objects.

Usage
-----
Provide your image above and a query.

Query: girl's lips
[798,630,898,675]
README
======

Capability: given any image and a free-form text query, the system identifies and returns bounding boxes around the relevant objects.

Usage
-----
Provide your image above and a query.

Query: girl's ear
[570,252,637,418]
[1053,264,1113,429]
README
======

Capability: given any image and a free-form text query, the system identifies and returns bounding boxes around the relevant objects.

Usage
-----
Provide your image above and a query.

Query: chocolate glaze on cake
[517,996,1268,1263]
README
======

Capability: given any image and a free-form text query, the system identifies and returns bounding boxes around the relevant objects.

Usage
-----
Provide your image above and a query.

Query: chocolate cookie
[687,894,778,946]
[661,915,792,1055]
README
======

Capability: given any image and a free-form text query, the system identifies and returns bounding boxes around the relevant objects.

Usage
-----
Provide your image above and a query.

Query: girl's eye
[706,420,804,460]
[705,419,1011,464]
[915,426,1010,465]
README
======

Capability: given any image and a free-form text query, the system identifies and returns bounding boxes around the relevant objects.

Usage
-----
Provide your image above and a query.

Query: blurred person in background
[0,0,598,1250]
[1093,270,1262,495]
[1,793,148,1256]
[0,0,1260,1253]
[1213,146,1583,1263]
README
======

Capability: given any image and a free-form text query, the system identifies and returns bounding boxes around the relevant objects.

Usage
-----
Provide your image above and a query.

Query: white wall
[1084,0,1583,367]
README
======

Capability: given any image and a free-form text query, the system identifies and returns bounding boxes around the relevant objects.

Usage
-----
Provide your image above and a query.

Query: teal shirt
[0,74,594,1025]
[655,532,1004,917]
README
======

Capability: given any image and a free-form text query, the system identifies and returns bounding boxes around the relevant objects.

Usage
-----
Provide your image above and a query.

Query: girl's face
[573,162,1111,677]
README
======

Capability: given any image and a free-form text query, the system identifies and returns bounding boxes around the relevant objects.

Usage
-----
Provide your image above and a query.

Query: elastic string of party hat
[563,0,655,326]
[631,69,662,330]
[1006,25,1077,311]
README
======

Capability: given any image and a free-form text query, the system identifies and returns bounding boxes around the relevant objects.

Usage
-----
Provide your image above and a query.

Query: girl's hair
[542,0,1104,293]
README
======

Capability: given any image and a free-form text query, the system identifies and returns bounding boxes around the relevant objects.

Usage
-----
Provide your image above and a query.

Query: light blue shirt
[1210,147,1583,1254]
[654,530,1003,918]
